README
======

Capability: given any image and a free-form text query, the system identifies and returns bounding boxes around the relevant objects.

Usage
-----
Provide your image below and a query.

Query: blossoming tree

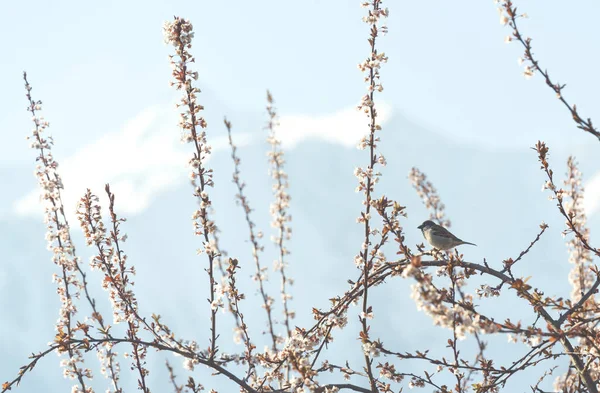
[3,1,600,393]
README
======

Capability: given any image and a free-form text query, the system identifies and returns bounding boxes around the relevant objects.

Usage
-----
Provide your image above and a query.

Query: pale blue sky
[2,1,600,392]
[3,0,600,159]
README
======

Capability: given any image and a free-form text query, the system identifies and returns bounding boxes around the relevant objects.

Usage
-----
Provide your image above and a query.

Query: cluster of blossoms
[357,1,389,110]
[408,167,451,228]
[554,157,600,392]
[496,1,534,79]
[402,262,500,339]
[362,341,380,358]
[222,258,256,380]
[164,16,222,360]
[476,284,500,298]
[267,328,329,392]
[533,142,600,392]
[354,167,381,194]
[96,341,120,389]
[266,91,295,339]
[24,74,93,392]
[164,17,216,243]
[76,187,149,391]
[354,0,388,165]
[506,332,542,347]
[563,157,595,302]
[77,190,136,324]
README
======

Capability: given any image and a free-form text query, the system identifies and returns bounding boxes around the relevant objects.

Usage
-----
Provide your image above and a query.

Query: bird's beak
[417,224,423,230]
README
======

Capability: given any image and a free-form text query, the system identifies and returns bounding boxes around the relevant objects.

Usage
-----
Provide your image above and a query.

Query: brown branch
[164,17,220,360]
[165,360,183,393]
[355,2,389,391]
[535,142,600,335]
[105,185,150,392]
[501,222,548,276]
[224,117,277,354]
[500,1,600,142]
[225,258,256,380]
[2,346,58,393]
[265,92,293,345]
[449,268,465,393]
[22,72,89,392]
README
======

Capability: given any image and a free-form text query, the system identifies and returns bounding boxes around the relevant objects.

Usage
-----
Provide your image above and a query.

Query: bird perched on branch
[418,220,476,250]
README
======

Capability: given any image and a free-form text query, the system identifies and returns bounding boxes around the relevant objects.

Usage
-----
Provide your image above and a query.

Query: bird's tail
[462,241,477,247]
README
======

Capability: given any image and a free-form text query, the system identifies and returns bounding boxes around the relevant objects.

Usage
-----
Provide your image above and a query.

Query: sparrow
[418,220,476,250]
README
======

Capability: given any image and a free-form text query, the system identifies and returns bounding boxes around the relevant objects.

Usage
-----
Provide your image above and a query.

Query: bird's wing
[431,225,462,241]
